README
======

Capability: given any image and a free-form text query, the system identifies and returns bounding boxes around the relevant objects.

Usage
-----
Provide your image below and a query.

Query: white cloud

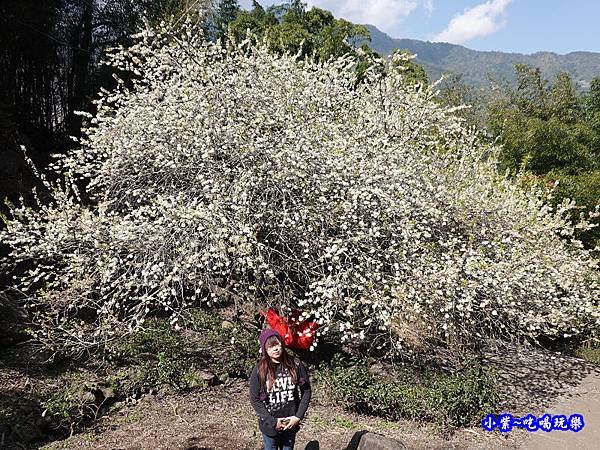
[307,1,434,32]
[423,0,434,14]
[433,0,512,45]
[239,1,433,35]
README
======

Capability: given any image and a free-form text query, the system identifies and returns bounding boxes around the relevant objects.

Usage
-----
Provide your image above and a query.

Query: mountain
[364,24,600,89]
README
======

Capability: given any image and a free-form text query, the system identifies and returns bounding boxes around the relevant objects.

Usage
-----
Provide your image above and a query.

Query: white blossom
[1,22,598,356]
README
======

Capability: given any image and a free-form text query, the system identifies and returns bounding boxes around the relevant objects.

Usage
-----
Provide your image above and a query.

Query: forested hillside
[365,24,600,88]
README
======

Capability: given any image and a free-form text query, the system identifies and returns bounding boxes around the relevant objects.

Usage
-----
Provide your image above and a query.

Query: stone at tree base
[200,370,219,386]
[221,320,234,329]
[77,388,96,405]
[345,431,407,450]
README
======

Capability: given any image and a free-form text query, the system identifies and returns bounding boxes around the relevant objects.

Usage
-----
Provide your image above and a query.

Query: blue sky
[239,1,600,55]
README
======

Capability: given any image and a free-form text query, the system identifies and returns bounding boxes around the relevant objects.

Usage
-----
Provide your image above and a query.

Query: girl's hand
[283,416,300,430]
[275,418,286,430]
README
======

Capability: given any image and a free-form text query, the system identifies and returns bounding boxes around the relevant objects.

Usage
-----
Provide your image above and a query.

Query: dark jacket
[248,357,311,437]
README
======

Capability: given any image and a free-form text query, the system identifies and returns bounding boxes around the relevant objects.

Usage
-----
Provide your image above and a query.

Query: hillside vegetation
[365,24,600,88]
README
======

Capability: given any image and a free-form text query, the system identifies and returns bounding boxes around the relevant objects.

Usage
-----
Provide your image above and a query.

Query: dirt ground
[0,339,596,450]
[39,378,523,450]
[38,342,600,450]
[519,371,600,449]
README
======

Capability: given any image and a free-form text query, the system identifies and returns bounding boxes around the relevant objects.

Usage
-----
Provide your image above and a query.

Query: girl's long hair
[258,335,298,392]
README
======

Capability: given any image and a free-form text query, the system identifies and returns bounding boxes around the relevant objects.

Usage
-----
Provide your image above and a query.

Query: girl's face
[266,339,282,362]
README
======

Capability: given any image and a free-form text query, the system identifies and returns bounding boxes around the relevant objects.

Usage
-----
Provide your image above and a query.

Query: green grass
[309,414,326,427]
[38,372,95,432]
[106,308,259,391]
[334,417,357,429]
[576,343,600,365]
[2,307,260,442]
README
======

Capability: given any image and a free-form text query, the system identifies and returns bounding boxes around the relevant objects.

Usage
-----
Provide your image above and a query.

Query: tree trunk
[67,1,94,136]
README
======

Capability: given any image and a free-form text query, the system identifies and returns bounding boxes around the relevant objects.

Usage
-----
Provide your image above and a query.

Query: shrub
[108,308,259,388]
[0,22,598,358]
[110,317,184,362]
[575,339,600,365]
[544,169,600,251]
[430,362,499,428]
[0,309,257,441]
[38,373,95,434]
[181,308,259,379]
[315,354,498,430]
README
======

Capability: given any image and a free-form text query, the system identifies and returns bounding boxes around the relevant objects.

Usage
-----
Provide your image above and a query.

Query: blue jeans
[261,430,296,450]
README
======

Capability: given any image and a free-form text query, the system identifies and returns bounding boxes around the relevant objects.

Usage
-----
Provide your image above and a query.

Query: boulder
[221,320,234,329]
[346,431,407,450]
[199,370,219,386]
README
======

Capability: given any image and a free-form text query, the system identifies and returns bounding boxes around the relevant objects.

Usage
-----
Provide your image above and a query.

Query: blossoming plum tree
[1,23,598,356]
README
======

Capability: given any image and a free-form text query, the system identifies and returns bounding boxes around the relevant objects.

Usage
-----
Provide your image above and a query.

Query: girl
[249,328,312,450]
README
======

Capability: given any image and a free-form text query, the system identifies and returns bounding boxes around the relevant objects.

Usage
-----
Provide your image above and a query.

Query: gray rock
[346,431,407,450]
[77,389,97,405]
[221,320,234,329]
[200,370,219,386]
[359,432,407,450]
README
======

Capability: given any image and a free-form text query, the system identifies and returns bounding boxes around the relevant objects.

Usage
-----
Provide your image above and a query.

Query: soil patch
[3,341,599,449]
[41,378,522,450]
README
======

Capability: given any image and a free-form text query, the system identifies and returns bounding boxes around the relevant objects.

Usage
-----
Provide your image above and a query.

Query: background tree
[511,64,549,120]
[487,64,600,250]
[436,73,490,129]
[0,0,210,208]
[588,76,600,113]
[0,0,70,216]
[389,49,428,88]
[0,0,65,133]
[548,72,579,123]
[146,0,204,24]
[489,66,595,174]
[228,3,369,64]
[215,0,240,40]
